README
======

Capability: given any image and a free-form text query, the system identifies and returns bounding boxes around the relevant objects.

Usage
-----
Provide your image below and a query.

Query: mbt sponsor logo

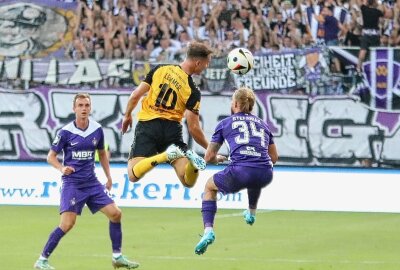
[72,151,94,160]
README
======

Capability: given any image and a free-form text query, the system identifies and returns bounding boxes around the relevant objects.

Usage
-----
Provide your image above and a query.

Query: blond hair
[186,40,214,59]
[233,87,255,113]
[73,93,91,107]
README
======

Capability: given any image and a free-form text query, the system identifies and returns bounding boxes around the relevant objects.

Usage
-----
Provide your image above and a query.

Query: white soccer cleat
[166,144,185,162]
[186,150,206,171]
[34,259,55,270]
[112,255,139,269]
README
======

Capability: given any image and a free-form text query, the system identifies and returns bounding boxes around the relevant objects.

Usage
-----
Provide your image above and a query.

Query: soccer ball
[227,48,254,75]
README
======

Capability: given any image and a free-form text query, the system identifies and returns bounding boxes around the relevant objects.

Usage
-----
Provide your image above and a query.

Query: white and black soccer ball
[227,48,254,75]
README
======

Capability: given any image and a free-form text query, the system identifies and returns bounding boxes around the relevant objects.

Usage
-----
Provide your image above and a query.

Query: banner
[229,51,299,92]
[332,47,400,112]
[0,0,77,58]
[1,87,400,167]
[2,162,400,213]
[0,48,327,92]
[1,1,400,113]
[0,163,247,209]
[0,37,382,100]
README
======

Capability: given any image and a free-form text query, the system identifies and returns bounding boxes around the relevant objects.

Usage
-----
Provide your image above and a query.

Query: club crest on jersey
[92,137,98,146]
[52,135,61,146]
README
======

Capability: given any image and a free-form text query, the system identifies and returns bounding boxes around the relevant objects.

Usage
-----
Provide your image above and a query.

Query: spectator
[105,33,126,59]
[144,25,163,49]
[81,28,96,58]
[270,12,286,37]
[315,6,341,46]
[344,7,362,46]
[236,7,252,29]
[293,11,309,36]
[191,17,207,40]
[176,17,194,39]
[125,15,137,37]
[64,38,89,60]
[247,34,268,55]
[231,18,250,47]
[357,0,391,72]
[94,43,105,60]
[149,36,180,62]
[18,0,400,63]
[280,0,296,22]
[285,18,303,47]
[217,0,236,28]
[380,33,390,46]
[221,30,237,51]
[132,46,149,61]
[282,35,294,50]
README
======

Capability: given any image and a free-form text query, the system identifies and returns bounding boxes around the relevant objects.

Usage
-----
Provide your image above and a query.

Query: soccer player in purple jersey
[194,87,278,255]
[34,93,138,270]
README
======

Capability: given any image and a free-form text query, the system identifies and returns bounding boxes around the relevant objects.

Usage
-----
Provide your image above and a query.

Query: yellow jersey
[137,65,201,122]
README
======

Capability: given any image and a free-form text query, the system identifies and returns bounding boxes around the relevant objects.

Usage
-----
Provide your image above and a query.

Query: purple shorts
[60,182,114,215]
[213,165,273,195]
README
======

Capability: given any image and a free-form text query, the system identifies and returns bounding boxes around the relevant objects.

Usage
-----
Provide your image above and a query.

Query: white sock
[113,253,122,259]
[204,227,213,233]
[39,255,48,261]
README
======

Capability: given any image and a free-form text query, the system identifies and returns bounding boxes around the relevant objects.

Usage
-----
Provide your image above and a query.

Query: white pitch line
[216,210,273,219]
[143,255,400,265]
[28,253,400,266]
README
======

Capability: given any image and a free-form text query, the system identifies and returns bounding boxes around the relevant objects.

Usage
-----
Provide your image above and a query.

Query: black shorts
[128,118,187,159]
[360,35,380,50]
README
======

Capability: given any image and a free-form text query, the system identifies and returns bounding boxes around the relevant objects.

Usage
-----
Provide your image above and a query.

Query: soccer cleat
[195,230,215,255]
[166,144,185,162]
[185,150,206,171]
[112,255,139,269]
[243,210,256,225]
[33,259,55,270]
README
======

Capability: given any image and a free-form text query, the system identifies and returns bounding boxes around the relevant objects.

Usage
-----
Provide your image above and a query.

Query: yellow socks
[132,152,199,187]
[184,162,199,187]
[132,152,168,179]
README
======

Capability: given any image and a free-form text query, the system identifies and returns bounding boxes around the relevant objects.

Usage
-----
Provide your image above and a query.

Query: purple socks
[201,200,217,228]
[42,227,65,258]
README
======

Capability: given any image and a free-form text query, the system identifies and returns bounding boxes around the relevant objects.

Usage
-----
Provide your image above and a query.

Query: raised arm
[121,82,150,134]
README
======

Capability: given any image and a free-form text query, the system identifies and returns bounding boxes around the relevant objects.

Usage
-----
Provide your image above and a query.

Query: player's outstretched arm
[121,82,150,134]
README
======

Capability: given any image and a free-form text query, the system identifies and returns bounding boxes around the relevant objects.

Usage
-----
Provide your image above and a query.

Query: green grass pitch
[1,206,400,270]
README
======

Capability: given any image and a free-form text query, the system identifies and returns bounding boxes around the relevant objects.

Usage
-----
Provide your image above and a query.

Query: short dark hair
[186,41,213,59]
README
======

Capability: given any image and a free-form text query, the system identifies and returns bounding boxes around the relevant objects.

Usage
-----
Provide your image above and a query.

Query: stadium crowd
[60,0,399,69]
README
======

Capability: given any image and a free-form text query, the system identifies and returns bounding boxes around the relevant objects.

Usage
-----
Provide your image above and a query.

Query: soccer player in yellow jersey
[121,41,220,188]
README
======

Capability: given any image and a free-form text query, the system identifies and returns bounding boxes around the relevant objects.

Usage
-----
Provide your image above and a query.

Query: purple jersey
[211,112,274,168]
[51,119,105,188]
